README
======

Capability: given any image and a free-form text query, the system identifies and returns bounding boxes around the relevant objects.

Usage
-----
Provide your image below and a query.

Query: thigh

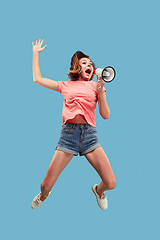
[43,150,74,186]
[84,147,115,183]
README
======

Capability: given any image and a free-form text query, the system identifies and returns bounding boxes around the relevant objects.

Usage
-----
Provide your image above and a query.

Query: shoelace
[100,194,106,200]
[96,186,106,199]
[35,195,42,205]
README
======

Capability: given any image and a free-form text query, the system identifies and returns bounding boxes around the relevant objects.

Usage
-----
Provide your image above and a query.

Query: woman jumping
[31,39,116,210]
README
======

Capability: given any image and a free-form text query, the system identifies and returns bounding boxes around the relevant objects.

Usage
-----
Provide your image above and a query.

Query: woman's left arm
[97,77,110,119]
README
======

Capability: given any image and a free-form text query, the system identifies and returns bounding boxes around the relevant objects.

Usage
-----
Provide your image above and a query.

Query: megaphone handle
[97,76,102,89]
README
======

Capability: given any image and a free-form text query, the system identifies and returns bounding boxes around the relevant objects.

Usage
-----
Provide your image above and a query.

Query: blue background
[1,0,159,239]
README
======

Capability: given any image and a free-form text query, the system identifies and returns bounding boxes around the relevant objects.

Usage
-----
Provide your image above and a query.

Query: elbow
[103,114,110,119]
[101,110,110,119]
[33,78,40,83]
[33,77,37,83]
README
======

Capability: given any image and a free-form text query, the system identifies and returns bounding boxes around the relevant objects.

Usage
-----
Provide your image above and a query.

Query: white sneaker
[92,184,108,210]
[31,191,52,209]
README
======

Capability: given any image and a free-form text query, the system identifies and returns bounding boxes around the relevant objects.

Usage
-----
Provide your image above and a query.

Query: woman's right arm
[32,39,59,92]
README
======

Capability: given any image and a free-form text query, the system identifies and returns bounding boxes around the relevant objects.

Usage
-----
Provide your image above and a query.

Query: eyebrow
[81,60,93,64]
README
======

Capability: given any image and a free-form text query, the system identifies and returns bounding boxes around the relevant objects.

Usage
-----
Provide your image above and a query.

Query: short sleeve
[57,81,63,93]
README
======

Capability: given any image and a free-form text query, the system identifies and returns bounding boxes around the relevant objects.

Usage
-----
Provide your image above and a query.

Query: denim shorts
[55,123,101,156]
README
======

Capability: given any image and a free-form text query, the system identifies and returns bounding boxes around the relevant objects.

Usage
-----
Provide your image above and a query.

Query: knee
[108,178,116,190]
[104,178,116,190]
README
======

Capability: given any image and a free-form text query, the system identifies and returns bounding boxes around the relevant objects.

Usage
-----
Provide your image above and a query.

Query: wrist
[97,87,104,94]
[33,51,39,56]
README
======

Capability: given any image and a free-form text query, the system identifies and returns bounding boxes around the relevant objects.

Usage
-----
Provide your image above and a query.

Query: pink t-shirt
[58,80,106,127]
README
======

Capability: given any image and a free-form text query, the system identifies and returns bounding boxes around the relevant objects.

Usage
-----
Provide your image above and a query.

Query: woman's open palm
[32,39,47,54]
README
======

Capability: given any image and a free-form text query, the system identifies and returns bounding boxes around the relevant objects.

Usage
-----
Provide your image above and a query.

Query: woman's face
[78,57,94,81]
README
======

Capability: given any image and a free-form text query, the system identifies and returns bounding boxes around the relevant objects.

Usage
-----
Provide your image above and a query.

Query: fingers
[97,76,104,90]
[32,39,44,45]
[42,45,47,50]
[38,39,44,45]
[97,76,103,84]
[32,39,45,48]
[96,75,102,81]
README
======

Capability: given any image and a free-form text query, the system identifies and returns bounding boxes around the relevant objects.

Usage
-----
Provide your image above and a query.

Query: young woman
[31,39,116,210]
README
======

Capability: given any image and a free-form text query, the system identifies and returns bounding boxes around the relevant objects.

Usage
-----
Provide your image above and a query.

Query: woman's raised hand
[32,39,47,54]
[97,75,105,92]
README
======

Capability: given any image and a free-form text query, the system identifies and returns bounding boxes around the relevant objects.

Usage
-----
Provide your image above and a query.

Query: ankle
[40,193,48,201]
[96,185,104,197]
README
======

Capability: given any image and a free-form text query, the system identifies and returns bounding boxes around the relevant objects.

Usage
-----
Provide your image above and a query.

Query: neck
[78,76,90,81]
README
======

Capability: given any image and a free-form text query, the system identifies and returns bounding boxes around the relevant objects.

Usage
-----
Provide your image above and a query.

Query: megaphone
[94,66,116,83]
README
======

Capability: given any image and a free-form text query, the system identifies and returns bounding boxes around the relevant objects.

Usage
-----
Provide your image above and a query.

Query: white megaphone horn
[94,66,116,83]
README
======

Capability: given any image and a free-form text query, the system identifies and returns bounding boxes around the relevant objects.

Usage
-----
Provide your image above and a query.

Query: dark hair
[68,51,95,81]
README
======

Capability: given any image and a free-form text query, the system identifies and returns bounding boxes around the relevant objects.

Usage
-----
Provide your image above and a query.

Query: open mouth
[85,69,91,75]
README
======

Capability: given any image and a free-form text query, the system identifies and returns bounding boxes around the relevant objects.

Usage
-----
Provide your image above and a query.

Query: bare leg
[85,147,116,196]
[40,150,74,201]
